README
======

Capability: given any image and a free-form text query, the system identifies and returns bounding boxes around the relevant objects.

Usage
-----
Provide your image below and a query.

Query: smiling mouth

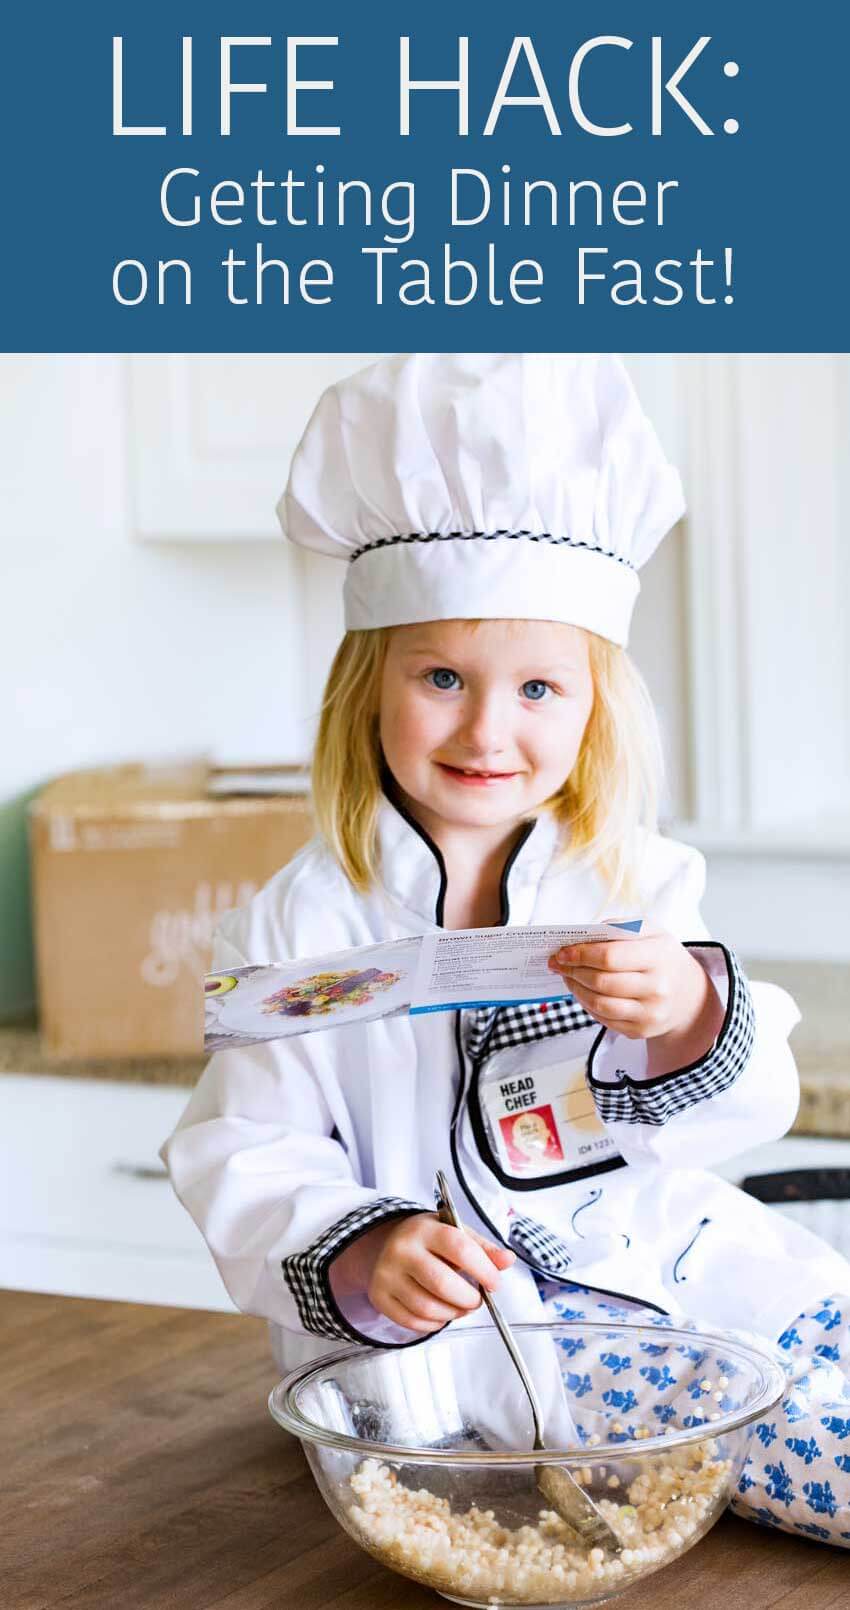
[437,763,518,780]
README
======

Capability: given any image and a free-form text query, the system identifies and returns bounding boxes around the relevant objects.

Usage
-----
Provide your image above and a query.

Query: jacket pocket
[469,1029,627,1191]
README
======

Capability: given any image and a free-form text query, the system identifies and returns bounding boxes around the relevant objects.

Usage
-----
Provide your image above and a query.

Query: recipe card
[409,921,641,1013]
[204,921,640,1051]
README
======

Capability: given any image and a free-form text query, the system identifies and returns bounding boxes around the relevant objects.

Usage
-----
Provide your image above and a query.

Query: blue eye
[521,680,550,701]
[427,668,460,691]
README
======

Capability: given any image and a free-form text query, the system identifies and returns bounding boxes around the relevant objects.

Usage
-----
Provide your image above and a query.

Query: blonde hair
[311,623,664,908]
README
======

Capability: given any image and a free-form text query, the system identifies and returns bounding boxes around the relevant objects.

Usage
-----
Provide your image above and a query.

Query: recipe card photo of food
[204,937,420,1050]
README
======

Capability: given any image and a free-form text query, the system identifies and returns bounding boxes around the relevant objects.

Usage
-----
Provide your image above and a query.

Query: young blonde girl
[163,354,850,1547]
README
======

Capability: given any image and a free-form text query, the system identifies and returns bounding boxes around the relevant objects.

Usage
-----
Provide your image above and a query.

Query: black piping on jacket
[414,813,671,1318]
[380,774,449,926]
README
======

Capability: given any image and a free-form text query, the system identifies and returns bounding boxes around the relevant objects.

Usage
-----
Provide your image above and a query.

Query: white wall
[4,358,312,789]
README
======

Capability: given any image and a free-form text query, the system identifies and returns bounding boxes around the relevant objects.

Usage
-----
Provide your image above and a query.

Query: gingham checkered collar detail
[375,794,562,927]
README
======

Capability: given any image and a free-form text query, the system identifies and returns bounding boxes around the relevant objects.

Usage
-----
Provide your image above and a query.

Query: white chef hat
[278,353,684,647]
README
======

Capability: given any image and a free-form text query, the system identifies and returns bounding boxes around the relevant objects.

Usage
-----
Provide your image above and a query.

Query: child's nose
[457,693,507,752]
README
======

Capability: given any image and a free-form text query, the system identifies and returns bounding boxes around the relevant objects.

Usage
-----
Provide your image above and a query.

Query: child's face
[380,619,594,841]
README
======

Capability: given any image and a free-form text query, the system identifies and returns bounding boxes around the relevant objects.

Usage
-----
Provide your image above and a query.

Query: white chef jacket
[161,795,850,1373]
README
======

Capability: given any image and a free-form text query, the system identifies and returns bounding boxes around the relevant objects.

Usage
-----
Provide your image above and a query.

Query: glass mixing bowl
[270,1319,786,1608]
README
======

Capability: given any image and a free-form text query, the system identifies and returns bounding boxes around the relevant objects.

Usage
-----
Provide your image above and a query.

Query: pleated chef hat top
[278,353,684,647]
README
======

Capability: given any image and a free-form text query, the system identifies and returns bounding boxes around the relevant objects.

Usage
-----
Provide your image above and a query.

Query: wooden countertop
[3,1292,849,1610]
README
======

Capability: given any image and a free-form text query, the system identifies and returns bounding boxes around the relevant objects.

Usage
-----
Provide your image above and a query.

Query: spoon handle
[434,1171,546,1446]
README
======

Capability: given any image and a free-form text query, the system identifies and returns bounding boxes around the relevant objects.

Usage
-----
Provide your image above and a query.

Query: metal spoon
[434,1171,623,1554]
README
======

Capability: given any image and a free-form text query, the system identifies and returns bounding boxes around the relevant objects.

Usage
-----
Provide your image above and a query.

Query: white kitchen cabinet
[127,353,383,541]
[0,1075,235,1312]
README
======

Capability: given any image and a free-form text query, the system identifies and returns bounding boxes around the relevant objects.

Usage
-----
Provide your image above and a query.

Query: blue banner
[2,1,845,351]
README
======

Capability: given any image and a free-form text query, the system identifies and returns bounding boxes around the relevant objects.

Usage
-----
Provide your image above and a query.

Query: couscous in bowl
[269,1320,786,1607]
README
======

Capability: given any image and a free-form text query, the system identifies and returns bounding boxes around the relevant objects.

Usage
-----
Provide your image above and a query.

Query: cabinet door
[0,1075,235,1311]
[127,354,382,540]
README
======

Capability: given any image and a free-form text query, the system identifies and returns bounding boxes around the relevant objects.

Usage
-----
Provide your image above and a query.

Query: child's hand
[333,1212,515,1335]
[548,927,724,1065]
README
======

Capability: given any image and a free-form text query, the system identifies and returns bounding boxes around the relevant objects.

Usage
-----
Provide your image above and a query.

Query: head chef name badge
[278,353,684,649]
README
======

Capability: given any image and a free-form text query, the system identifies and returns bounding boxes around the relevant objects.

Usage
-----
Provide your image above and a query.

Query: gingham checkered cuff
[508,1212,575,1279]
[281,1197,427,1345]
[587,942,755,1127]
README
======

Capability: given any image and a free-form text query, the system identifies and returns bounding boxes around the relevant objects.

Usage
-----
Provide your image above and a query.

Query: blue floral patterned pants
[536,1279,850,1549]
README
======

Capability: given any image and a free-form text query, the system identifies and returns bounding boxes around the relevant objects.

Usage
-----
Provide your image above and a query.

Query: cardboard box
[30,761,315,1060]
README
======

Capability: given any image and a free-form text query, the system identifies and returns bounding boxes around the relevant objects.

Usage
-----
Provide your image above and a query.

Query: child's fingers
[549,952,650,985]
[376,1291,447,1334]
[397,1273,478,1325]
[414,1248,484,1310]
[566,980,645,1034]
[551,937,658,973]
[559,967,654,998]
[580,995,642,1025]
[462,1225,517,1269]
[365,1216,511,1332]
[428,1223,510,1292]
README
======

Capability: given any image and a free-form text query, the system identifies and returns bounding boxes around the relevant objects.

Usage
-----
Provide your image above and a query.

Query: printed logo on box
[498,1104,565,1170]
[141,880,258,987]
